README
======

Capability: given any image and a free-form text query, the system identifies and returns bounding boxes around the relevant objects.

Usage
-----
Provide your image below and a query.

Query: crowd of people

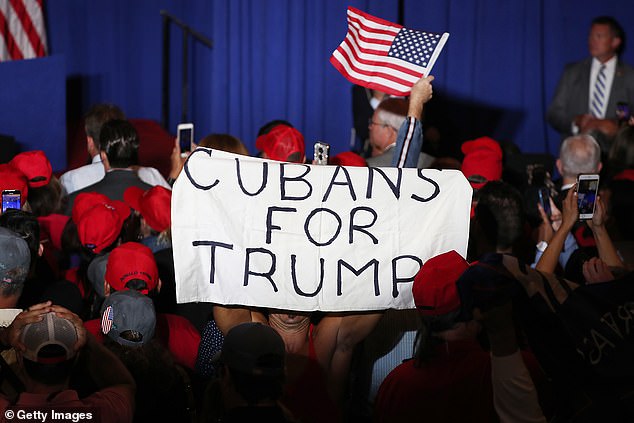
[0,14,633,423]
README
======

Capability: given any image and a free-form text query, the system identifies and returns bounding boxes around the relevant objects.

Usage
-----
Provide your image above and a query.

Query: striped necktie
[591,64,607,118]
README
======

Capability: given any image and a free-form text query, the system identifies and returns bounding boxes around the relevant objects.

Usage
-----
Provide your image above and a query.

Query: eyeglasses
[368,119,396,130]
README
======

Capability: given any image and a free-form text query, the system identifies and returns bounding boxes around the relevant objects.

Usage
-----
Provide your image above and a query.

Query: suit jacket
[547,57,634,137]
[64,169,152,215]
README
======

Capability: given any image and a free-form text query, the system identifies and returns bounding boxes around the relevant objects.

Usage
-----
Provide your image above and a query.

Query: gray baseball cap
[87,253,109,298]
[100,290,156,348]
[0,227,30,286]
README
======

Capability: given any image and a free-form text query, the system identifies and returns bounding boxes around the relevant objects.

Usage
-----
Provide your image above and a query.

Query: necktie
[591,64,607,118]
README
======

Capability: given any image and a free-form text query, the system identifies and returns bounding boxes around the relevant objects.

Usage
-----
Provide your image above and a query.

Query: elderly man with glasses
[366,76,436,168]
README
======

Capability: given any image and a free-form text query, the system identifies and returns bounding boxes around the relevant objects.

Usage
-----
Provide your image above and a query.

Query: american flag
[101,306,114,334]
[330,7,448,96]
[0,0,47,62]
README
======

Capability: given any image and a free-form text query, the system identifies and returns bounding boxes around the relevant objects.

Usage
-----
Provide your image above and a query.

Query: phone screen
[1,190,21,213]
[314,142,330,165]
[179,127,193,153]
[577,177,599,219]
[617,102,631,121]
[538,187,551,217]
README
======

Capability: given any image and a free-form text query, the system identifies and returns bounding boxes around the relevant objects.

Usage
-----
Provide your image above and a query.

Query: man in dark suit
[64,119,151,214]
[547,16,634,148]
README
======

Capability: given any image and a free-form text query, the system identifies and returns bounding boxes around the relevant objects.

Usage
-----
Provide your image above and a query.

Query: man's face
[368,110,392,156]
[588,23,620,62]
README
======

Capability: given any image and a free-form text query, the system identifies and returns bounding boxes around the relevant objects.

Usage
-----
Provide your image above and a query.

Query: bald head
[557,135,602,184]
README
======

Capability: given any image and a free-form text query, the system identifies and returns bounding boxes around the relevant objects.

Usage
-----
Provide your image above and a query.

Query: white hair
[559,134,601,179]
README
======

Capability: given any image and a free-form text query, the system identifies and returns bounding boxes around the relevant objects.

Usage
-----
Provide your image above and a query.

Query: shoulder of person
[564,58,591,72]
[617,60,634,75]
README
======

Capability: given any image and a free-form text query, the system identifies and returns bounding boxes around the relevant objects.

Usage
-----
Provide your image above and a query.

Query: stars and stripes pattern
[0,0,47,62]
[591,64,607,118]
[101,305,114,334]
[330,6,448,96]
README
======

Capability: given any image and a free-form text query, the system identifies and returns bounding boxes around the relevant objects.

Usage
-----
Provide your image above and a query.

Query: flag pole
[160,10,213,130]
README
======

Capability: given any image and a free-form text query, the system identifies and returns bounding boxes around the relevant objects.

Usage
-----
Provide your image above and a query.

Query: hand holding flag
[330,7,448,96]
[409,75,434,120]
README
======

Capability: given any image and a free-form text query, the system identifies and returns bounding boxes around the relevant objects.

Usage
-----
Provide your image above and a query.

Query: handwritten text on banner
[172,149,471,312]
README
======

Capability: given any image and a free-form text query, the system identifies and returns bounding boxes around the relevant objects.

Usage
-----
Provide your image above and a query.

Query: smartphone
[577,174,600,220]
[1,190,21,213]
[617,102,631,122]
[177,123,194,156]
[314,142,330,165]
[538,187,551,218]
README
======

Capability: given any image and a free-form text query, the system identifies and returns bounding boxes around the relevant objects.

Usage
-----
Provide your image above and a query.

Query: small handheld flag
[330,7,449,96]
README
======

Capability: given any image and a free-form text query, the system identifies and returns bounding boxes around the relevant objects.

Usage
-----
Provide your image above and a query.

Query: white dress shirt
[60,155,170,195]
[588,56,617,118]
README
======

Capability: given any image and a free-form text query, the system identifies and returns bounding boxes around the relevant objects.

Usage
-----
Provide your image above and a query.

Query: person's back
[105,339,192,422]
[98,290,192,422]
[61,104,169,195]
[374,251,496,423]
[65,119,152,214]
[552,134,602,252]
[0,304,135,423]
[374,339,494,423]
[60,104,124,195]
[201,322,298,423]
[0,209,54,309]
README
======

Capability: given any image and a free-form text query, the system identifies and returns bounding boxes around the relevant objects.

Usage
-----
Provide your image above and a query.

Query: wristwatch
[536,241,548,253]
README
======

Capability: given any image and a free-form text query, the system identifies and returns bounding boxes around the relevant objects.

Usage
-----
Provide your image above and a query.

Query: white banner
[172,148,472,312]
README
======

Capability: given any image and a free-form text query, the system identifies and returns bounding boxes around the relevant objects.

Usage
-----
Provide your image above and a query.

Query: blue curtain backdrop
[43,0,634,163]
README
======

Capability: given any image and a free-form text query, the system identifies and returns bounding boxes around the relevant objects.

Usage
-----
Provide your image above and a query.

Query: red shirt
[374,339,496,423]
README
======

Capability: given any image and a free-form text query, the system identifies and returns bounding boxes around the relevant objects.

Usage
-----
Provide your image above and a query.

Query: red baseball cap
[37,214,71,250]
[71,192,110,225]
[614,169,634,182]
[0,163,28,207]
[461,137,503,190]
[72,193,130,254]
[330,151,368,167]
[255,125,305,163]
[124,186,171,233]
[413,250,469,316]
[105,242,159,294]
[10,150,52,188]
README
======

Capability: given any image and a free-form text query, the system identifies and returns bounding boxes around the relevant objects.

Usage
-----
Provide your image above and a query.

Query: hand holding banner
[172,149,471,312]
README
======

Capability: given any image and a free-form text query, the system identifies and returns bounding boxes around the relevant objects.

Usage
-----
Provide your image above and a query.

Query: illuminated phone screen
[1,191,21,213]
[577,178,599,219]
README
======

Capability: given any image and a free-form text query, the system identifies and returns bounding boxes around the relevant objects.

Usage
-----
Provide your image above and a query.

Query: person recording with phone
[0,163,29,216]
[534,179,625,282]
[168,130,251,186]
[533,134,604,271]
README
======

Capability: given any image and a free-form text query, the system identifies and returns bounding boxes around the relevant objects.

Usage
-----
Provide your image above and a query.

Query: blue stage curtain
[43,0,634,159]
